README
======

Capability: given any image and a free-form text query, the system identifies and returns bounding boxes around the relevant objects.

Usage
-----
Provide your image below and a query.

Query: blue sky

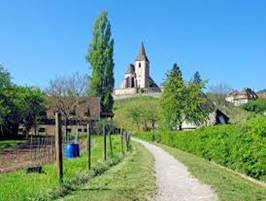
[0,0,266,91]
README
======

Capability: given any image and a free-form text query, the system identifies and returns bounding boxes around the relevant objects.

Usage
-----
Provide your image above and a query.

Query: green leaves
[243,99,266,114]
[160,64,185,130]
[86,11,115,113]
[160,64,209,130]
[0,65,45,137]
[136,117,266,181]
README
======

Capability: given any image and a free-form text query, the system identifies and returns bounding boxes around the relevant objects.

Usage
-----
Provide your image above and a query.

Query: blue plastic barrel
[65,143,80,159]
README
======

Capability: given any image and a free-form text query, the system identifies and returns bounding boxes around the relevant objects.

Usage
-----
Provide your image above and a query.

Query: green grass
[0,136,122,201]
[158,143,266,201]
[0,139,26,150]
[58,142,156,201]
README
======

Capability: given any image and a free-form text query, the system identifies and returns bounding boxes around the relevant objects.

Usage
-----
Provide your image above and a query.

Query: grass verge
[0,139,26,150]
[0,136,122,201]
[158,143,266,201]
[58,142,156,201]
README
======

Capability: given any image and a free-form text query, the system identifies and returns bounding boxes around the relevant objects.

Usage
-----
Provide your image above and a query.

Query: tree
[20,87,46,136]
[160,64,186,130]
[185,72,209,126]
[207,83,232,107]
[192,71,202,85]
[86,11,115,113]
[0,65,45,138]
[46,73,89,137]
[0,64,11,88]
[113,97,160,131]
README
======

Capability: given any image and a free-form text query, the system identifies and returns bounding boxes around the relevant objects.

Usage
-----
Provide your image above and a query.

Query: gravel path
[134,138,218,201]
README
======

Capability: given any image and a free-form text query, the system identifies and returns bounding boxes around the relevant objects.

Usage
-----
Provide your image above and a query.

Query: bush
[243,99,266,114]
[135,117,266,181]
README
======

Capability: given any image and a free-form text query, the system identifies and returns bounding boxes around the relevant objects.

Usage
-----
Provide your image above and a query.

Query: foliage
[185,72,209,126]
[160,64,209,130]
[0,64,11,88]
[86,11,115,113]
[0,66,45,138]
[243,99,266,114]
[160,144,266,201]
[114,96,160,131]
[135,116,266,181]
[160,64,186,130]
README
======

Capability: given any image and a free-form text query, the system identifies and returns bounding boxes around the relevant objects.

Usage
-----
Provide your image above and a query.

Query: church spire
[135,42,149,62]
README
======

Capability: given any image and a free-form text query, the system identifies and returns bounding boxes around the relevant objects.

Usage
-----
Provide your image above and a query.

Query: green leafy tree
[0,65,45,138]
[0,64,11,88]
[192,71,202,84]
[86,11,115,113]
[160,64,186,130]
[185,72,209,126]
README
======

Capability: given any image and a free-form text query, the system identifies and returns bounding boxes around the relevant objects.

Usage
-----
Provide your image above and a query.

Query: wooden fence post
[103,125,107,160]
[55,112,63,184]
[87,122,91,170]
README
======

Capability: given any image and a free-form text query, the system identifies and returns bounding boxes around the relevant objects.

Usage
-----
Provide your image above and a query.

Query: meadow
[0,136,122,201]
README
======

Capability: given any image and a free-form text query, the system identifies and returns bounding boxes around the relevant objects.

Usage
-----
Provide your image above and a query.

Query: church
[114,42,161,97]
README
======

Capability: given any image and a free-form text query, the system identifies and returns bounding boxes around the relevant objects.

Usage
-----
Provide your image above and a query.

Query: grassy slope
[0,136,121,201]
[59,143,156,201]
[158,143,266,201]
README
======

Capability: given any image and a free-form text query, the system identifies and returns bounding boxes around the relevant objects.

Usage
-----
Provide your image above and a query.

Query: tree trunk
[179,124,182,131]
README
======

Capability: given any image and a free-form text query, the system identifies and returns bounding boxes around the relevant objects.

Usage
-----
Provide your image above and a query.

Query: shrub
[243,99,266,114]
[135,117,266,181]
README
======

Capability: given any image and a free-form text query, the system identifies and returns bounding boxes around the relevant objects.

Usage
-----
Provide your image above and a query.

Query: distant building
[225,88,258,106]
[114,42,161,97]
[23,97,101,135]
[182,109,230,130]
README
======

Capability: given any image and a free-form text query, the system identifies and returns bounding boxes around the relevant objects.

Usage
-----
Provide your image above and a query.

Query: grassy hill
[113,96,160,131]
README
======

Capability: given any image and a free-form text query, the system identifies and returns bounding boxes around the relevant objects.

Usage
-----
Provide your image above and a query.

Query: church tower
[135,42,150,88]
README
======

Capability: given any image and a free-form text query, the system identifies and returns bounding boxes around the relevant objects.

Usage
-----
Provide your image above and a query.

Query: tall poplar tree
[86,11,114,113]
[160,64,186,130]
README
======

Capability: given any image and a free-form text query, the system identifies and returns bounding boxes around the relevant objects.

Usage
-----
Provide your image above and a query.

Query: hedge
[135,117,266,181]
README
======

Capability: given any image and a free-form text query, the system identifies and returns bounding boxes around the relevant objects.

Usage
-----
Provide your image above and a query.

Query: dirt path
[134,138,218,201]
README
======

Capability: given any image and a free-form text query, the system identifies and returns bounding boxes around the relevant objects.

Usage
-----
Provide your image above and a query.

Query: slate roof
[126,64,135,74]
[135,42,149,62]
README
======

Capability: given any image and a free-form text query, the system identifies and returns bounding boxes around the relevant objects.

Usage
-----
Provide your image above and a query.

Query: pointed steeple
[135,42,149,62]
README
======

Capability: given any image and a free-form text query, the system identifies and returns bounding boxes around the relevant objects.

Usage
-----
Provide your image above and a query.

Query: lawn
[58,142,156,201]
[0,136,122,201]
[158,143,266,201]
[0,139,26,150]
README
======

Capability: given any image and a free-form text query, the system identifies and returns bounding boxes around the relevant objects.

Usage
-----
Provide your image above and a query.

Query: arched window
[139,63,141,67]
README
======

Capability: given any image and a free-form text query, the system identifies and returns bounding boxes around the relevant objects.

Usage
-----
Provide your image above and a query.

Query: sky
[0,0,266,91]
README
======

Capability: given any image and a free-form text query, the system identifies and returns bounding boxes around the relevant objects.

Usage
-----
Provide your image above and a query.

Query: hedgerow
[135,117,266,181]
